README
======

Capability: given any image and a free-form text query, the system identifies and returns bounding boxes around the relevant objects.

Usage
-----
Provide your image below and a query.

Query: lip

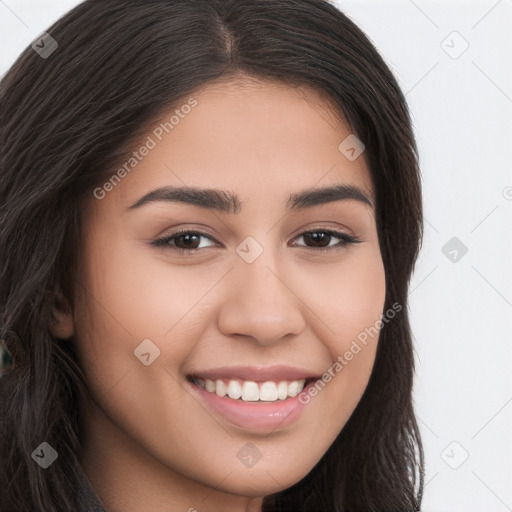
[187,365,320,383]
[187,377,317,433]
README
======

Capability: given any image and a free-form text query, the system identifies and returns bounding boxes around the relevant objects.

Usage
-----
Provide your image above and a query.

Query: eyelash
[151,228,361,254]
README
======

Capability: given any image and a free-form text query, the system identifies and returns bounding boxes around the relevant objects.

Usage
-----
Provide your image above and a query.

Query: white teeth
[242,381,259,401]
[259,382,278,401]
[277,381,288,400]
[227,380,242,399]
[288,381,299,397]
[215,379,227,397]
[197,377,308,402]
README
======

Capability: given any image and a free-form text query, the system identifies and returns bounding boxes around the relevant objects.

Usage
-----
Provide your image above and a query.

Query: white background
[1,1,511,510]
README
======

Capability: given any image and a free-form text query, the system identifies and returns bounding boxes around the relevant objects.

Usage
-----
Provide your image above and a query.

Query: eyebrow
[127,183,374,213]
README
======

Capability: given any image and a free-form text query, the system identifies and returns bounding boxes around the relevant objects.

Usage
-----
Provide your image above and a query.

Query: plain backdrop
[1,1,511,511]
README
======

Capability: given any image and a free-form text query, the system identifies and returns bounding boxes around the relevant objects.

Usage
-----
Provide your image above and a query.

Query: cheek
[306,244,386,350]
[297,247,386,432]
[74,237,213,348]
[72,236,231,425]
[332,250,386,347]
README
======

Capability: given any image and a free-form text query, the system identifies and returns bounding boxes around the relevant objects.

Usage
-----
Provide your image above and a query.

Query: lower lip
[188,380,311,432]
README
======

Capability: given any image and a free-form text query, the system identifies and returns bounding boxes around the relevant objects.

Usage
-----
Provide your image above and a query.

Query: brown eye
[294,230,359,251]
[151,231,218,252]
[173,233,202,250]
[302,231,332,247]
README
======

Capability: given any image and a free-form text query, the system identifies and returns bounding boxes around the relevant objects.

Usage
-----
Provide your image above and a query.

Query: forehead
[93,76,374,215]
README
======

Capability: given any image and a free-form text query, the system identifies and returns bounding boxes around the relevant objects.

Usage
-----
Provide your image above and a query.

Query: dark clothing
[77,469,109,512]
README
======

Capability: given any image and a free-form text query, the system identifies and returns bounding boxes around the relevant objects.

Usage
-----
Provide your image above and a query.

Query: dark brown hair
[0,0,424,510]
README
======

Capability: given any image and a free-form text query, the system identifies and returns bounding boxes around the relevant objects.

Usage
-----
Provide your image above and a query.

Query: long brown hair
[0,1,424,510]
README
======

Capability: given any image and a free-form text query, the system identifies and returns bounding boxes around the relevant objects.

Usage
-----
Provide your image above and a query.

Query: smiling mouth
[187,376,316,402]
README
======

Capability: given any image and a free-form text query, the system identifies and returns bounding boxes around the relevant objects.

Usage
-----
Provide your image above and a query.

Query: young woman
[0,1,424,510]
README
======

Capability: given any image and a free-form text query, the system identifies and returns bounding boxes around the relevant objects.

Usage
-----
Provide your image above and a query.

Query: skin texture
[51,76,386,512]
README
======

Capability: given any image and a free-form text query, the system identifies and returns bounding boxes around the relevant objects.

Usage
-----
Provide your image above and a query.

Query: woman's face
[58,77,386,511]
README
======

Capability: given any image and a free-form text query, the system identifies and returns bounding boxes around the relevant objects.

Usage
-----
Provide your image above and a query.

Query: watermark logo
[503,186,512,200]
[237,442,262,468]
[236,236,264,264]
[441,441,469,469]
[32,442,58,469]
[32,32,58,59]
[338,134,365,161]
[442,236,468,263]
[441,31,469,60]
[134,338,161,366]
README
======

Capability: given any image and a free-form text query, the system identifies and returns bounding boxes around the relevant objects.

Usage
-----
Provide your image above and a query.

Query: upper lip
[187,365,321,383]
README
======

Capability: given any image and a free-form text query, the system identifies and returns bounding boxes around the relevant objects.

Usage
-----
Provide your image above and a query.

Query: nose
[217,249,307,346]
